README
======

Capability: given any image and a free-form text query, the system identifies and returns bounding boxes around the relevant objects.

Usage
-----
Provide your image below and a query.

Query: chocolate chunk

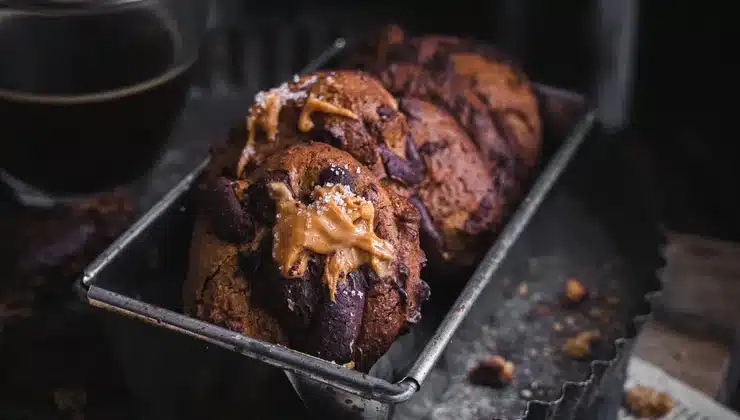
[396,264,410,306]
[204,177,254,243]
[363,265,382,286]
[252,241,323,332]
[244,171,289,224]
[237,247,263,276]
[404,135,425,173]
[417,280,431,303]
[378,145,422,186]
[398,264,409,287]
[406,279,430,325]
[306,270,368,363]
[318,164,355,192]
[410,197,442,251]
[418,141,449,157]
[376,105,395,121]
[393,280,408,306]
[312,128,343,150]
[281,276,321,330]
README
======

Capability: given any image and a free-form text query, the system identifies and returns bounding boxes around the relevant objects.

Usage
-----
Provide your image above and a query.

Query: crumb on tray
[564,278,587,305]
[469,355,515,388]
[624,385,675,418]
[563,330,600,359]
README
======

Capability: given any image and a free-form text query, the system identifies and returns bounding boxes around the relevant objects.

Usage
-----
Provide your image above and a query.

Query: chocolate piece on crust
[185,143,427,371]
[401,98,504,267]
[234,71,418,184]
[354,25,541,197]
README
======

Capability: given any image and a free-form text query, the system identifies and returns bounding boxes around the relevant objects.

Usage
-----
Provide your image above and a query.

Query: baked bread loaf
[185,143,428,371]
[349,24,542,202]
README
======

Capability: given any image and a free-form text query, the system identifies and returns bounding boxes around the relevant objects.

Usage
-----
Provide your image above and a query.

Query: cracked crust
[350,24,541,201]
[400,98,504,267]
[233,70,412,183]
[185,143,427,371]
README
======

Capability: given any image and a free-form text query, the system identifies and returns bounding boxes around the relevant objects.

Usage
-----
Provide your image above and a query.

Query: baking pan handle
[84,285,419,403]
[404,111,597,385]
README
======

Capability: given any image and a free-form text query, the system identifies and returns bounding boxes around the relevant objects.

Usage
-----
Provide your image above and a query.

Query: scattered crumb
[563,330,600,359]
[565,316,575,326]
[469,355,515,388]
[588,307,604,319]
[605,295,620,305]
[565,278,587,304]
[520,389,533,399]
[343,361,356,370]
[518,283,528,296]
[624,385,675,418]
[553,322,564,332]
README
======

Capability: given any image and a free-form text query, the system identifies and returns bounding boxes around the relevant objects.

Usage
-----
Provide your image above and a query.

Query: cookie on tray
[217,70,421,190]
[352,24,542,201]
[185,143,429,371]
[399,98,504,268]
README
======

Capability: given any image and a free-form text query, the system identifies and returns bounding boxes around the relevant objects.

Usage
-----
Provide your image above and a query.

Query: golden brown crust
[400,98,504,266]
[187,33,546,368]
[236,71,412,183]
[354,25,542,199]
[185,143,427,371]
[184,215,287,344]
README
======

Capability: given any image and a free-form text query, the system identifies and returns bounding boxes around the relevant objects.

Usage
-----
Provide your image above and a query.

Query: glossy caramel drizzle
[236,76,359,179]
[268,182,393,300]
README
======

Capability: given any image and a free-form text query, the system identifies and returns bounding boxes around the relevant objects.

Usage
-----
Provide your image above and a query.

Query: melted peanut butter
[236,77,359,179]
[298,93,359,132]
[267,182,393,300]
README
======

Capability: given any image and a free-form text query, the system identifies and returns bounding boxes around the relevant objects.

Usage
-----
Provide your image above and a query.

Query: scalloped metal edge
[518,234,666,420]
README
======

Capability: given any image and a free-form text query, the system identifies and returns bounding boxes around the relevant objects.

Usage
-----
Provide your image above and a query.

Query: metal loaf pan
[76,39,604,420]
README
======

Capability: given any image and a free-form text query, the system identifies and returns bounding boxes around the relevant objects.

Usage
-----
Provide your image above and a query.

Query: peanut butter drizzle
[267,182,394,301]
[298,93,359,132]
[237,77,359,179]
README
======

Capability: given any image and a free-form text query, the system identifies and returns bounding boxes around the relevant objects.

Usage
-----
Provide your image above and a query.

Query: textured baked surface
[349,24,542,202]
[187,36,544,368]
[185,143,428,371]
[229,70,417,186]
[399,98,503,267]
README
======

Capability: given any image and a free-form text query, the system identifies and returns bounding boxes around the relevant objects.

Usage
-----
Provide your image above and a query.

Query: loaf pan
[75,36,656,420]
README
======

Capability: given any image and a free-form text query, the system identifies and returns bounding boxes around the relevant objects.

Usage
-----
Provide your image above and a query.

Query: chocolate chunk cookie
[185,143,428,371]
[351,25,542,200]
[400,98,504,268]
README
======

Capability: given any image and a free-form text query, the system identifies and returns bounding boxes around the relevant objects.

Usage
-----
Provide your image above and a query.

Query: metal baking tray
[76,38,598,419]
